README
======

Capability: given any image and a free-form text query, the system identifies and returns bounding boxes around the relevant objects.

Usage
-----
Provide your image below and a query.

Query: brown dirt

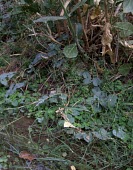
[13,116,34,136]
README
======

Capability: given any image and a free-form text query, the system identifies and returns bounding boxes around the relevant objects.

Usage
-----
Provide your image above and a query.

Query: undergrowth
[0,0,133,169]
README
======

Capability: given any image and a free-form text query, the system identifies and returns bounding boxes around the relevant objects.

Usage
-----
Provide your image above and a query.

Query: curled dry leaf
[90,6,101,20]
[94,61,104,74]
[120,41,133,49]
[60,0,71,16]
[70,165,76,170]
[56,107,70,122]
[19,151,36,161]
[64,121,76,128]
[94,0,101,6]
[83,4,89,14]
[101,22,116,63]
[108,0,114,4]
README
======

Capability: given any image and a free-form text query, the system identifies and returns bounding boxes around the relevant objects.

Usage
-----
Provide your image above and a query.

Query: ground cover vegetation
[0,0,133,169]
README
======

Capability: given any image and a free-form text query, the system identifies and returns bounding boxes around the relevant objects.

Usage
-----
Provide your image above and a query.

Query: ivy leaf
[59,93,67,101]
[0,72,16,86]
[49,97,58,103]
[92,103,101,113]
[92,87,102,98]
[53,59,64,68]
[92,77,101,86]
[107,94,117,107]
[74,132,84,140]
[83,78,92,85]
[112,127,127,140]
[123,0,133,14]
[86,97,95,105]
[63,43,78,58]
[83,133,92,143]
[99,92,108,107]
[36,95,49,106]
[11,100,19,107]
[67,114,75,123]
[74,132,92,143]
[31,53,48,65]
[82,71,91,79]
[37,117,44,123]
[82,71,92,84]
[5,82,25,97]
[114,22,133,37]
[71,109,80,116]
[92,128,110,140]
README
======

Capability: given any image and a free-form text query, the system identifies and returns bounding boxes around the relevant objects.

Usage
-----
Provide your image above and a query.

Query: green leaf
[36,95,49,106]
[34,16,67,23]
[49,97,58,103]
[70,0,87,15]
[92,104,101,113]
[123,0,133,14]
[11,100,18,107]
[31,53,46,65]
[58,120,64,126]
[37,117,44,123]
[83,133,92,143]
[114,22,133,37]
[71,109,80,116]
[92,87,102,98]
[70,106,88,116]
[82,71,92,84]
[86,97,95,105]
[92,77,101,86]
[82,71,91,79]
[0,72,16,86]
[75,132,85,140]
[75,23,83,38]
[74,132,92,143]
[83,78,92,85]
[107,94,117,107]
[118,63,132,76]
[5,82,25,97]
[92,128,110,140]
[59,93,68,101]
[67,114,75,123]
[63,43,78,58]
[113,127,127,140]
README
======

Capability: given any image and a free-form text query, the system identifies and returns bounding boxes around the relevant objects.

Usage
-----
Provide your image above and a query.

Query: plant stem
[59,0,76,39]
[104,0,108,22]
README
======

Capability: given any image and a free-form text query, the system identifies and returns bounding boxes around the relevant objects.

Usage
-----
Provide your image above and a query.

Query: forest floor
[0,1,133,170]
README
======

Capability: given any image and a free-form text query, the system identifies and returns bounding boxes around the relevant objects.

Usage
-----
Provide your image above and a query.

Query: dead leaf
[62,152,67,157]
[64,121,76,128]
[94,0,101,6]
[90,6,101,20]
[19,151,36,161]
[101,22,116,63]
[120,40,133,49]
[60,0,71,16]
[56,107,70,122]
[70,165,76,170]
[83,4,89,14]
[109,0,114,4]
[94,61,104,74]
